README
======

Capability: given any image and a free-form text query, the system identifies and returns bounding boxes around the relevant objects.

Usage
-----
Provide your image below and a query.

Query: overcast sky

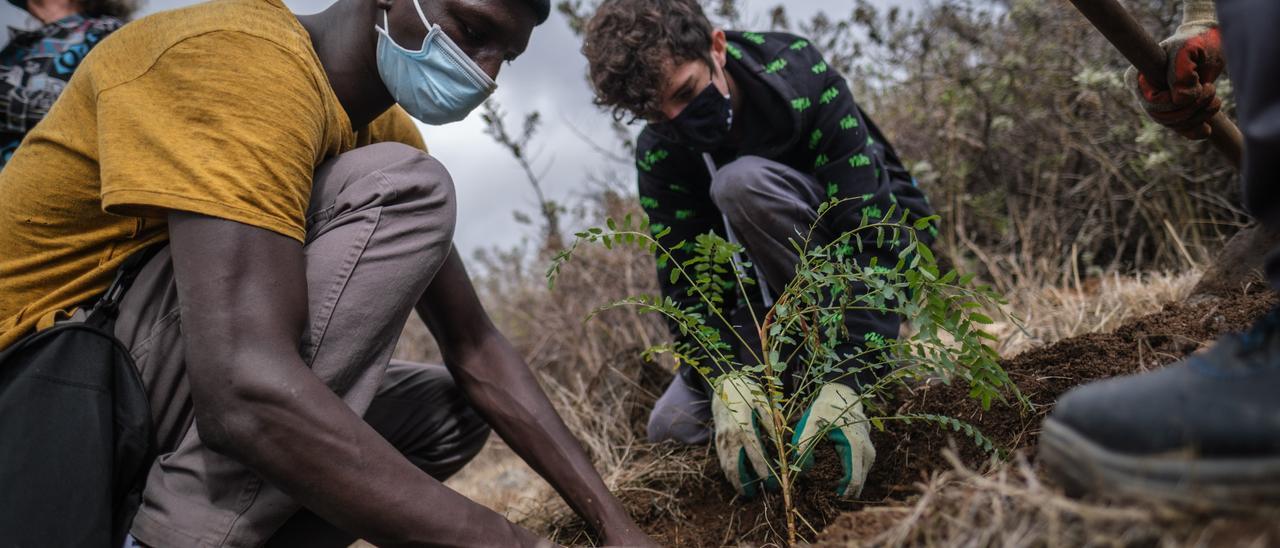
[0,0,916,259]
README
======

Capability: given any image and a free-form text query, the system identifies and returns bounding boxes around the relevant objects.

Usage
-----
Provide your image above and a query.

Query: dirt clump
[632,444,857,547]
[548,443,857,547]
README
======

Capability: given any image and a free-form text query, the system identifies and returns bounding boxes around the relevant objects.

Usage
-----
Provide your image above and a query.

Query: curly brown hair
[79,0,140,19]
[582,0,714,122]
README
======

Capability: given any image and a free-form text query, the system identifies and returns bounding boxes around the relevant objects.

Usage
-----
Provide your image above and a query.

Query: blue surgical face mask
[375,0,497,125]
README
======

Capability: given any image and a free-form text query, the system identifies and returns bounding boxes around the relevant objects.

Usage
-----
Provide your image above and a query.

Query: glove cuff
[1179,0,1217,29]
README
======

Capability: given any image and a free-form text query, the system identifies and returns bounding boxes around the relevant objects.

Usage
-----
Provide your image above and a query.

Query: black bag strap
[86,245,162,327]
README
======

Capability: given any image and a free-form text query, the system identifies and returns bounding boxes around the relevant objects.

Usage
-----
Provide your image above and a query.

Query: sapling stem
[759,307,798,546]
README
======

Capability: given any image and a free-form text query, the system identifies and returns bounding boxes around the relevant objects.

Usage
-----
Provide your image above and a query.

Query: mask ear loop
[376,0,435,46]
[408,0,434,32]
[712,62,731,101]
[707,64,733,127]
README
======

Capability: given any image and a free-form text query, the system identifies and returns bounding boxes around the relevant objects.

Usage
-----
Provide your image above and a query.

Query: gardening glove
[791,383,875,499]
[711,373,778,498]
[1125,0,1224,140]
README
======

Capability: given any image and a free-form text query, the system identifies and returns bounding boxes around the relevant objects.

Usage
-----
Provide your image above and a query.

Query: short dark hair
[582,0,714,122]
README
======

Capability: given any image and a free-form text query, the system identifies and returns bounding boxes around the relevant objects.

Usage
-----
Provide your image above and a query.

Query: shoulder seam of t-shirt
[93,29,325,105]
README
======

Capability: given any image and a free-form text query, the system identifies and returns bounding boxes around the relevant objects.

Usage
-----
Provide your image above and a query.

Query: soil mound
[623,445,855,547]
[868,284,1275,500]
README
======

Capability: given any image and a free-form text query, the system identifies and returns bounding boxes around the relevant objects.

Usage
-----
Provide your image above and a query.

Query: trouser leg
[116,142,459,548]
[649,301,765,444]
[709,156,901,391]
[1218,0,1280,291]
[647,371,713,444]
[264,360,490,548]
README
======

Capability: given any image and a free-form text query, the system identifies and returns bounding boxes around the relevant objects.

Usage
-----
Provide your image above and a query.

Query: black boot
[1040,304,1280,506]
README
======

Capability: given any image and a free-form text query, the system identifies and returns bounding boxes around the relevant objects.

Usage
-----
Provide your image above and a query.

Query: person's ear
[710,28,727,69]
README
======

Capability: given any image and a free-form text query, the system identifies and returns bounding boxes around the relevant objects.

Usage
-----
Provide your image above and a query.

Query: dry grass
[989,269,1202,356]
[818,452,1280,548]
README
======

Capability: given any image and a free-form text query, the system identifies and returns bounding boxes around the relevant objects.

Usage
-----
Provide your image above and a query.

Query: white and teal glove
[791,383,876,498]
[711,374,779,497]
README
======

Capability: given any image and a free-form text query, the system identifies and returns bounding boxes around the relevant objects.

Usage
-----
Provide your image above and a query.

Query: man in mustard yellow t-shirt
[0,0,655,545]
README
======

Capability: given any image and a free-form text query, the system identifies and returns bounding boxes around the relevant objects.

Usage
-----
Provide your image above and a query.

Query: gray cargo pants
[117,143,490,547]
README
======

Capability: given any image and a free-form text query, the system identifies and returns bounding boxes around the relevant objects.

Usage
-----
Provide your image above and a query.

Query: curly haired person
[583,0,936,500]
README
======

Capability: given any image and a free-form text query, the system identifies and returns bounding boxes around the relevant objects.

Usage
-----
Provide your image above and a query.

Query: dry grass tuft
[990,269,1201,356]
[818,452,1280,547]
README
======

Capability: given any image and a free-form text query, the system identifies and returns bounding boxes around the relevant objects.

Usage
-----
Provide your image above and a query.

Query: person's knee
[328,142,458,231]
[372,143,456,215]
[647,406,711,445]
[709,156,777,220]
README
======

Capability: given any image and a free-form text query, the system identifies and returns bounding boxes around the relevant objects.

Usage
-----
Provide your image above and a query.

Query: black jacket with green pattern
[635,31,934,384]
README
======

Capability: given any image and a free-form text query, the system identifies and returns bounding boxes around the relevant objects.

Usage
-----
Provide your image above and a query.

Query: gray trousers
[118,143,490,547]
[647,156,905,444]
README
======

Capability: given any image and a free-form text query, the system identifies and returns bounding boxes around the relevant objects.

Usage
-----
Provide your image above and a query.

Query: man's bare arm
[417,250,654,546]
[168,212,545,547]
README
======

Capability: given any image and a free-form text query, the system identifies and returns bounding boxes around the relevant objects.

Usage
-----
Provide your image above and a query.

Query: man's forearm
[201,349,544,547]
[445,334,635,538]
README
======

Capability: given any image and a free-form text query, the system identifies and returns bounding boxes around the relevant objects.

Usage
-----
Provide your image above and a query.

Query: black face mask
[665,73,733,152]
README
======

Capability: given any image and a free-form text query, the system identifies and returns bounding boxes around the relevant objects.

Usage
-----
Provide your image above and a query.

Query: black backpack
[0,248,158,547]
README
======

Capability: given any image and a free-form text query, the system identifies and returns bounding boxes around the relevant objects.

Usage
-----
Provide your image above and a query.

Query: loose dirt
[547,282,1275,546]
[866,282,1276,501]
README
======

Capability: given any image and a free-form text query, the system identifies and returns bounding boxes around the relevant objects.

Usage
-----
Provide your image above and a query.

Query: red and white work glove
[1124,0,1224,140]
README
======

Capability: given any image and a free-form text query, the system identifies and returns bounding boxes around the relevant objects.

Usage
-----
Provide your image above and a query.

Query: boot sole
[1040,418,1280,509]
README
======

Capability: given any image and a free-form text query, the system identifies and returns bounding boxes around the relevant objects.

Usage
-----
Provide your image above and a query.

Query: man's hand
[711,374,778,497]
[791,383,875,498]
[1127,0,1224,140]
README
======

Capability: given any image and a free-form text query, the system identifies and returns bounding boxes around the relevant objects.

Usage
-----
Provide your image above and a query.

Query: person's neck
[726,69,743,117]
[27,0,77,25]
[297,0,395,131]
